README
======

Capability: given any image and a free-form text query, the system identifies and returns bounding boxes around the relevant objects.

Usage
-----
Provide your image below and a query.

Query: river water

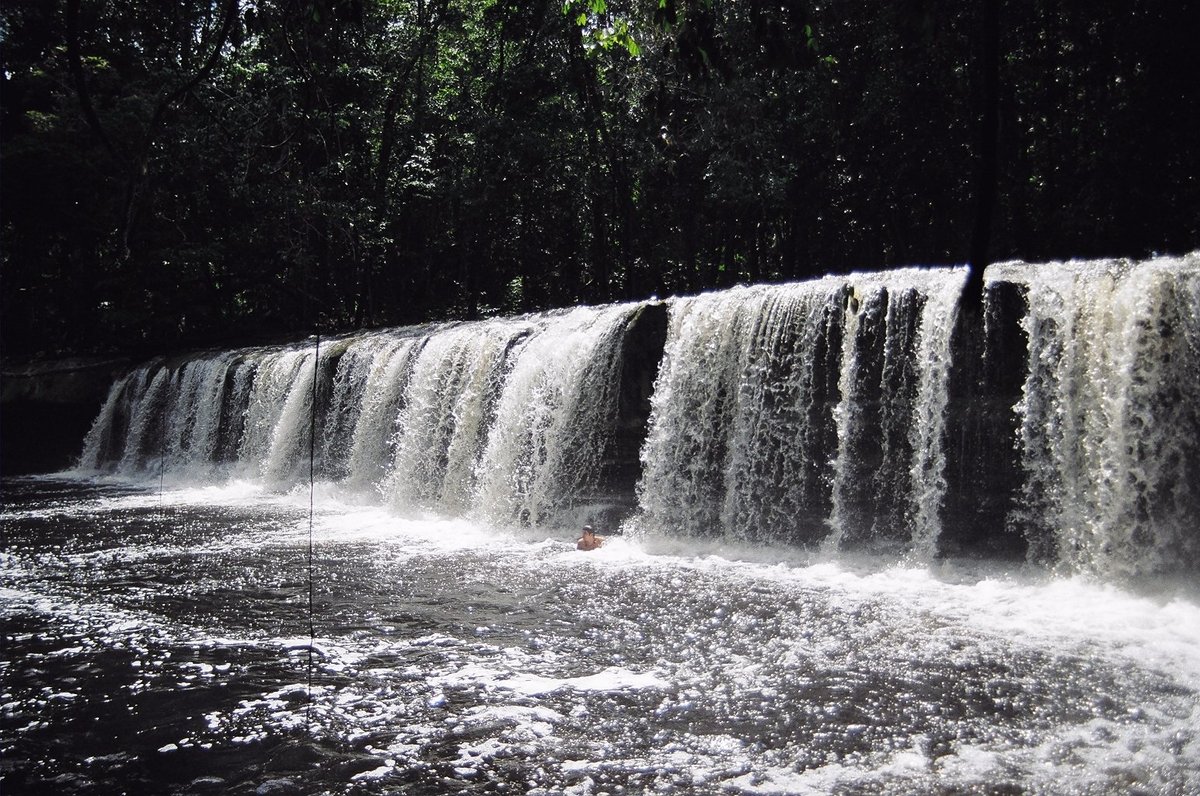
[4,475,1198,795]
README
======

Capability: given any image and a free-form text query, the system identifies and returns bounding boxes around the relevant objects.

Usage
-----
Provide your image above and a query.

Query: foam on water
[431,663,669,698]
[4,479,1199,793]
[14,481,1200,689]
[44,480,1200,686]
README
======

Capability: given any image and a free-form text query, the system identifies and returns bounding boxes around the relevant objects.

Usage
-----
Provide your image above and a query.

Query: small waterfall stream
[76,256,1200,575]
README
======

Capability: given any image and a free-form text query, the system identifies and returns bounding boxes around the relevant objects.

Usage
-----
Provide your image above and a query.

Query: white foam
[578,545,1200,691]
[434,663,668,697]
[9,472,1200,795]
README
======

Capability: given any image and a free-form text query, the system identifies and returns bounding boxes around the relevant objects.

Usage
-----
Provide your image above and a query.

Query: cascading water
[343,336,423,491]
[11,255,1200,795]
[470,305,632,526]
[635,279,847,545]
[991,254,1200,577]
[77,304,642,527]
[636,267,965,557]
[827,268,966,554]
[382,320,526,513]
[74,257,1199,574]
[76,365,150,470]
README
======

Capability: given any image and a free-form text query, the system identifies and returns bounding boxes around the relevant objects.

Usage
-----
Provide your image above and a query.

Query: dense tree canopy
[3,0,1198,358]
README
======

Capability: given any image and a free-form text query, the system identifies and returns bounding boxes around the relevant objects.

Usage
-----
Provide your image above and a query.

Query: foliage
[2,0,1197,358]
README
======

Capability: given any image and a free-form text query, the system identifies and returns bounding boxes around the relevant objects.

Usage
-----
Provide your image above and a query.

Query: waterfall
[77,305,642,528]
[380,304,637,522]
[636,268,965,554]
[989,254,1200,577]
[906,272,967,558]
[471,304,633,526]
[74,256,1200,574]
[343,336,423,491]
[162,353,241,474]
[119,366,173,473]
[383,319,531,513]
[79,367,144,470]
[636,280,844,544]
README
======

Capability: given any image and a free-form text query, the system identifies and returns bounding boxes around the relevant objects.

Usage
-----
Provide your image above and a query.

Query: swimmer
[576,525,605,551]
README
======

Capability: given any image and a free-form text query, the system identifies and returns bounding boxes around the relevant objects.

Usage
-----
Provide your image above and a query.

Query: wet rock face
[603,301,669,497]
[941,282,1029,558]
[1,358,131,475]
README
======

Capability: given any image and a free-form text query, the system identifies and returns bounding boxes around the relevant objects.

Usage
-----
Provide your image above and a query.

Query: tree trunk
[965,0,1000,312]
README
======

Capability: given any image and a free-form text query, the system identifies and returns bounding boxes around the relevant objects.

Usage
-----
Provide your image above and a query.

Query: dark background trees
[3,0,1198,360]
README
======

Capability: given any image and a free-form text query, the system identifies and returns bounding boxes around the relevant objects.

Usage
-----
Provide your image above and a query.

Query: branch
[117,0,240,261]
[376,0,449,209]
[150,0,241,131]
[65,0,122,164]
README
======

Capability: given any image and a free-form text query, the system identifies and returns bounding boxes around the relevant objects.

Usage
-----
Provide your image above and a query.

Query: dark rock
[941,281,1029,558]
[605,300,669,495]
[1,357,130,475]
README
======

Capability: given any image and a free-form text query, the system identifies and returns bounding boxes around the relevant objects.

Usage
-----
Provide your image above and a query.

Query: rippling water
[2,476,1198,795]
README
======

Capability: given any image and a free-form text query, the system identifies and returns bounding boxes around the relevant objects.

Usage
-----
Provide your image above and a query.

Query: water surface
[3,476,1198,794]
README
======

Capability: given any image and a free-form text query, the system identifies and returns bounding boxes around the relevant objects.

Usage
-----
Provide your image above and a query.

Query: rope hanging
[306,334,320,731]
[158,395,167,513]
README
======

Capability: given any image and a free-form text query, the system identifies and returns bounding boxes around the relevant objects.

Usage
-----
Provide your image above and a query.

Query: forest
[3,0,1198,360]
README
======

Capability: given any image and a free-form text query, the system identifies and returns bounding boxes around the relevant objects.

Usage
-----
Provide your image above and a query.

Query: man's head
[581,525,594,537]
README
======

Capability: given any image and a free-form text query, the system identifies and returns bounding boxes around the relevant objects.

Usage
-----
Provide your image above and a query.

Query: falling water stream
[3,257,1199,794]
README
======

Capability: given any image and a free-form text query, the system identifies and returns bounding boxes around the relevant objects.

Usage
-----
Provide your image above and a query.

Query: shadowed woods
[3,1,1198,360]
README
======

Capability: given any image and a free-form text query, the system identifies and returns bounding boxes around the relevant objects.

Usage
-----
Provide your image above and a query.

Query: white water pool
[3,476,1197,794]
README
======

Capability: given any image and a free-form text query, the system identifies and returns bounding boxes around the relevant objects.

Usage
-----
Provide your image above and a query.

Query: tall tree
[66,0,240,260]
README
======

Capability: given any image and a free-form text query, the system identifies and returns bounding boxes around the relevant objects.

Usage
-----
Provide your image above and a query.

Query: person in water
[576,525,605,550]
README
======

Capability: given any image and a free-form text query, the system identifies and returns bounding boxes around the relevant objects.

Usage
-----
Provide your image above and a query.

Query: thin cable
[306,334,319,732]
[158,404,166,514]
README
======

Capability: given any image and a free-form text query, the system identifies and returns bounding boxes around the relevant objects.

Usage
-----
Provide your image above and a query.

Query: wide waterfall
[79,304,641,527]
[75,256,1200,575]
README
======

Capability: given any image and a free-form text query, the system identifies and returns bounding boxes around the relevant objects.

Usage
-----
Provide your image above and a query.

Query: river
[3,475,1198,794]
